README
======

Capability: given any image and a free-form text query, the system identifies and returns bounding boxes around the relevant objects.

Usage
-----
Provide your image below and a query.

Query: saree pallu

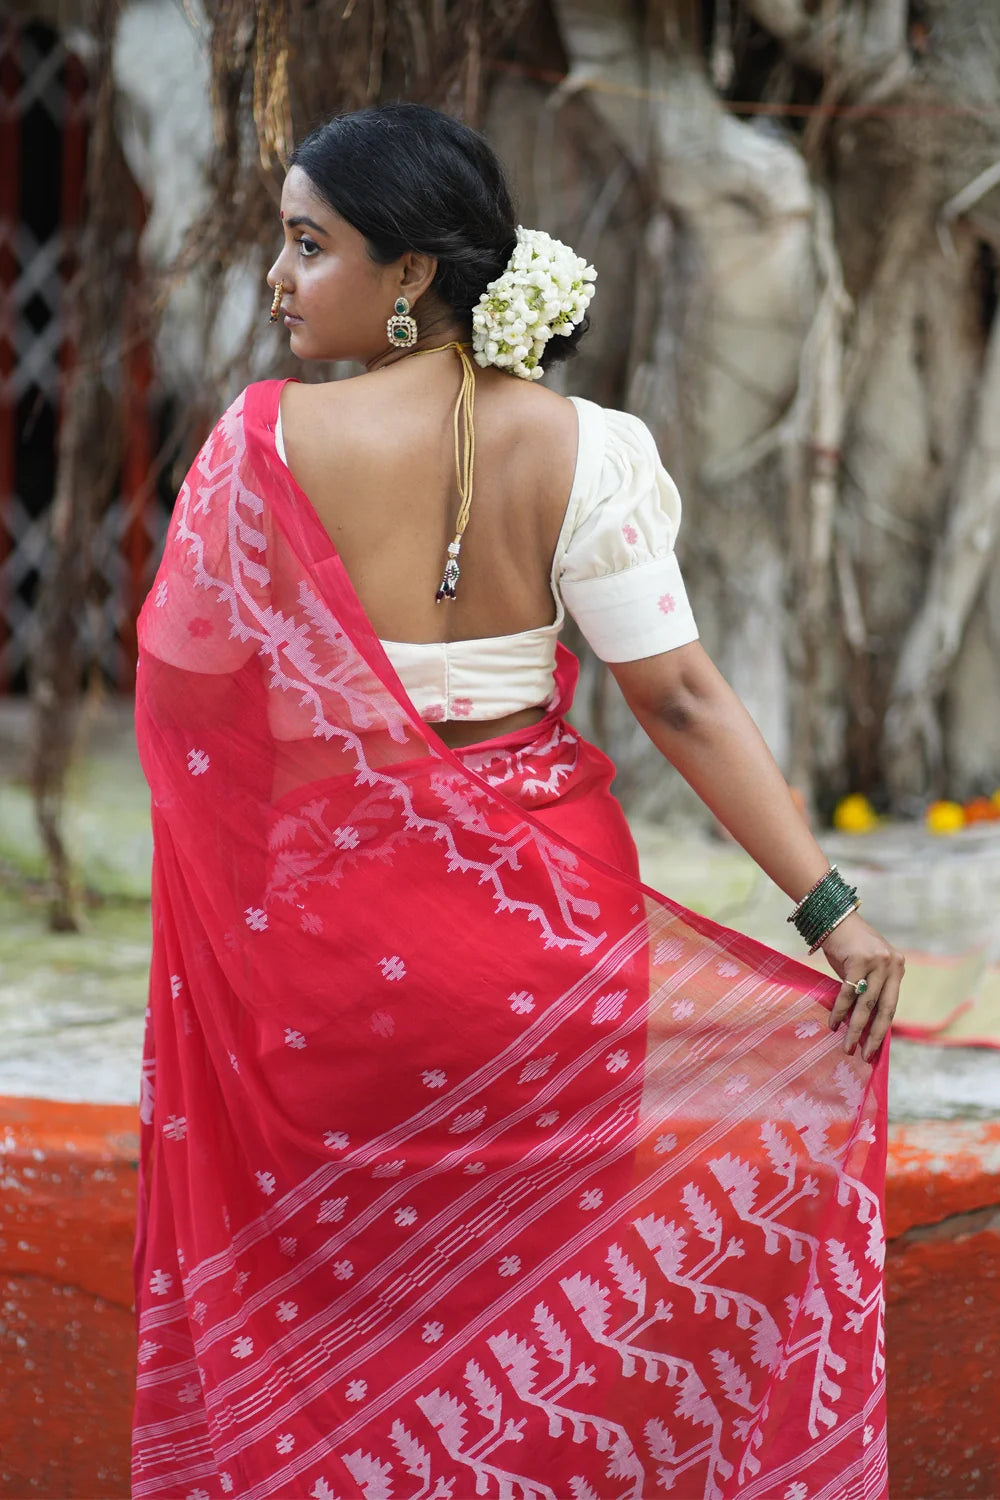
[132,380,888,1500]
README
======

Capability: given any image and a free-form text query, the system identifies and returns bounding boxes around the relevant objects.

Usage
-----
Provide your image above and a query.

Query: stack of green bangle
[787,866,860,952]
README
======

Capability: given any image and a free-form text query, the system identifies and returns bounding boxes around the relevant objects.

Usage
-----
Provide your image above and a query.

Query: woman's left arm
[610,640,904,1062]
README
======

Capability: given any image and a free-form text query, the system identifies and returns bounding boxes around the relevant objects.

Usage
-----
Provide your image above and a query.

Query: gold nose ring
[269,281,284,324]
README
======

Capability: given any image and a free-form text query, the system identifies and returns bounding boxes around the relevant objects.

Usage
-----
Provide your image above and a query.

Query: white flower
[255,1170,276,1196]
[276,1300,298,1322]
[422,1320,444,1343]
[177,1381,201,1405]
[395,1205,418,1227]
[422,1069,447,1089]
[654,1132,677,1155]
[323,1130,349,1151]
[471,227,596,380]
[498,1254,521,1277]
[276,1433,295,1455]
[231,1335,254,1359]
[345,1378,367,1402]
[332,1259,354,1280]
[579,1188,604,1211]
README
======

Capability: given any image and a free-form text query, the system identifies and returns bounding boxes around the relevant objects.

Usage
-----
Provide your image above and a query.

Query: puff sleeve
[556,404,699,662]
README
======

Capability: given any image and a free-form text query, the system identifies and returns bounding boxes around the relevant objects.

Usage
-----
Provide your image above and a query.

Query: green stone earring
[386,296,418,349]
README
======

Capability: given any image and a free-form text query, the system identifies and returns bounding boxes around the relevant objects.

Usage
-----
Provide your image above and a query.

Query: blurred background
[1,0,999,1496]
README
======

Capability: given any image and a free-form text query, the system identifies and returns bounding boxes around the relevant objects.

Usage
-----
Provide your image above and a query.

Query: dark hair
[289,103,588,367]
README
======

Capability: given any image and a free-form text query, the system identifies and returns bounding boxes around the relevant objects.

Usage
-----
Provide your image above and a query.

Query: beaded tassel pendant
[436,539,461,602]
[435,343,476,603]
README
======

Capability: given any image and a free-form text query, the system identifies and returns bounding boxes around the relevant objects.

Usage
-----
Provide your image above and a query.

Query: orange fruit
[963,796,1000,824]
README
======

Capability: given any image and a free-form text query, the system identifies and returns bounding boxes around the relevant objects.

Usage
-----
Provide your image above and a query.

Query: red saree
[132,380,888,1500]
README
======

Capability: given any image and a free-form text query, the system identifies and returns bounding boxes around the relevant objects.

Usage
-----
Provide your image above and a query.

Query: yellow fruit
[832,794,880,833]
[925,800,966,835]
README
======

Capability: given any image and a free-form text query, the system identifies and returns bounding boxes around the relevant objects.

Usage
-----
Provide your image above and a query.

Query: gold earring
[269,281,284,324]
[386,295,418,349]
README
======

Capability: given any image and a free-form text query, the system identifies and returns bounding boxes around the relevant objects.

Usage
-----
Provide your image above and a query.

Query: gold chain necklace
[390,340,476,603]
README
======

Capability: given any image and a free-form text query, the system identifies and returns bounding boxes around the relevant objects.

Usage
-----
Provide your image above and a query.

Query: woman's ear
[399,251,438,304]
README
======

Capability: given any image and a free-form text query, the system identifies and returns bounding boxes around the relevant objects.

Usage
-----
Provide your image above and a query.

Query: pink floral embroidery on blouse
[452,698,474,717]
[621,524,639,545]
[658,594,676,615]
[187,617,213,638]
[422,703,445,722]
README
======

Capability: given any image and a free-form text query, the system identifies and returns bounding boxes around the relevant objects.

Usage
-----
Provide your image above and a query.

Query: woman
[132,104,900,1500]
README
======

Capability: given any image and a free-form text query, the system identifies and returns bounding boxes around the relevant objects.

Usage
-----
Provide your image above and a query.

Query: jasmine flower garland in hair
[471,227,597,381]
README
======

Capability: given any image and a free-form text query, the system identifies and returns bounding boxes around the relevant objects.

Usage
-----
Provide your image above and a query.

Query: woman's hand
[819,910,905,1061]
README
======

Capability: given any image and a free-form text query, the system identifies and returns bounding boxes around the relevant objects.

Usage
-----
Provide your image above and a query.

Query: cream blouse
[275,395,698,722]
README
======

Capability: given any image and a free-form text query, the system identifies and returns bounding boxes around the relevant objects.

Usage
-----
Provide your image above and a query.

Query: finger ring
[853,978,869,997]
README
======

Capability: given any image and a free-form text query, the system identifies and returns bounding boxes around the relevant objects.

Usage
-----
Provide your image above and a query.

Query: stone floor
[1,699,999,1120]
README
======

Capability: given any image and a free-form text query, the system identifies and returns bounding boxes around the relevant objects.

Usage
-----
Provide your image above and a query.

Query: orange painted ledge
[884,1121,1000,1500]
[0,1097,138,1500]
[2,1100,999,1499]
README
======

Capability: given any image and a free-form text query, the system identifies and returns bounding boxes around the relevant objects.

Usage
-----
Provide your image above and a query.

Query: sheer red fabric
[132,381,888,1500]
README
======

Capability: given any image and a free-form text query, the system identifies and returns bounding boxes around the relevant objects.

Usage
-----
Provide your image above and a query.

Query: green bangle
[808,900,861,954]
[788,867,860,950]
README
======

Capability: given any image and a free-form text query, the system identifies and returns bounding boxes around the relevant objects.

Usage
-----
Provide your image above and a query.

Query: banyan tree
[18,0,1000,925]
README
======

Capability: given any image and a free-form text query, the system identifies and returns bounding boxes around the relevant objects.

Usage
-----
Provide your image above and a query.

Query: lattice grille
[0,17,165,693]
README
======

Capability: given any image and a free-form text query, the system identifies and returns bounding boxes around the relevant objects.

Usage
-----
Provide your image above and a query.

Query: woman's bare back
[279,357,580,745]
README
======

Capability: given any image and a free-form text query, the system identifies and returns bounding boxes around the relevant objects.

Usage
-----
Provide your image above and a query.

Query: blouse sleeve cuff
[561,553,699,663]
